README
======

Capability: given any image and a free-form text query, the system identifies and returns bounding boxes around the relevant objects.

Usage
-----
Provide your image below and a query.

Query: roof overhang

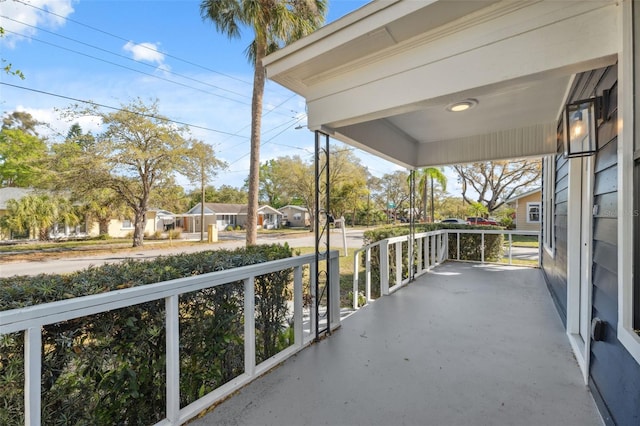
[264,0,619,168]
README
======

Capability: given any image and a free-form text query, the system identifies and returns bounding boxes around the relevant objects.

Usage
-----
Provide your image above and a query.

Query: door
[566,155,594,383]
[578,157,593,345]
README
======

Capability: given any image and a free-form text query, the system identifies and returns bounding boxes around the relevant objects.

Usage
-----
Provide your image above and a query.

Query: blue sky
[1,0,424,191]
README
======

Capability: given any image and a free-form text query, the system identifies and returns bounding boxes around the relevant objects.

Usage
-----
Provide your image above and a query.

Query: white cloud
[123,41,165,64]
[1,0,76,48]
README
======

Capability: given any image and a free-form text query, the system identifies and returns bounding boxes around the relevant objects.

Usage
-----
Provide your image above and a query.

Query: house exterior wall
[542,148,569,321]
[512,192,541,232]
[279,206,310,228]
[107,213,158,238]
[542,64,640,425]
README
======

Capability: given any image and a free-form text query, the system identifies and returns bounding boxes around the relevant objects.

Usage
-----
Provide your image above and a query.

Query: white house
[178,203,283,232]
[278,205,311,228]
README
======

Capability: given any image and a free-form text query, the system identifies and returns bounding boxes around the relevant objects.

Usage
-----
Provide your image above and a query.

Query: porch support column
[314,131,331,340]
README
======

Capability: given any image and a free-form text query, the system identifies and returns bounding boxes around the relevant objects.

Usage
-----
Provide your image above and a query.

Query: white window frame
[526,202,541,223]
[122,219,134,229]
[618,0,640,364]
[542,155,556,256]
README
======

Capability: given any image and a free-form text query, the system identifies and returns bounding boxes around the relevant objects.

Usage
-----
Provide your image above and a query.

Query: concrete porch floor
[192,262,602,426]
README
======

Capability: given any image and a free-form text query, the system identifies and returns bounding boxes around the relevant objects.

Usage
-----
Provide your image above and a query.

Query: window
[542,155,556,253]
[293,213,302,221]
[527,202,541,223]
[122,219,133,229]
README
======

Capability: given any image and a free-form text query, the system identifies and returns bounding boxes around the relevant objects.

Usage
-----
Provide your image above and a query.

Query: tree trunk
[132,210,145,247]
[422,178,428,222]
[38,227,50,241]
[246,42,266,246]
[430,177,435,223]
[98,218,109,235]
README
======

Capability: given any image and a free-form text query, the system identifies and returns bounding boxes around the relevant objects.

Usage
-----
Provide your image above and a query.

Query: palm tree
[416,168,447,222]
[200,0,327,246]
[5,194,79,240]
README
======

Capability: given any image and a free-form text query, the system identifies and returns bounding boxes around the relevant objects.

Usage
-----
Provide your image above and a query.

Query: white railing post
[294,266,304,346]
[395,242,402,287]
[380,240,390,296]
[244,277,256,377]
[424,235,429,269]
[353,251,360,309]
[431,235,436,267]
[481,232,485,263]
[165,295,180,424]
[417,235,423,274]
[457,231,460,260]
[365,248,372,302]
[508,233,513,265]
[24,327,41,426]
[330,254,341,330]
[443,232,449,262]
[309,262,317,335]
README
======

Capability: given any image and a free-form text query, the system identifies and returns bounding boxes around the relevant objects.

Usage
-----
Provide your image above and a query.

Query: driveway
[0,229,365,278]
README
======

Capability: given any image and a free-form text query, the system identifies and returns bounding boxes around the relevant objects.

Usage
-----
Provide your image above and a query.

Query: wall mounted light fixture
[563,90,609,158]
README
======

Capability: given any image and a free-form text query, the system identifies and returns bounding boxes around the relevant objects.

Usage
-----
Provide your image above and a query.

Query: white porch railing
[0,251,341,426]
[353,229,540,309]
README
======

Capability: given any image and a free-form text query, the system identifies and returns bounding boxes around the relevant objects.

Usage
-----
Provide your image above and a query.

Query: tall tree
[454,159,542,214]
[180,140,227,241]
[0,128,48,187]
[415,167,447,222]
[63,98,191,247]
[200,0,327,246]
[376,170,411,222]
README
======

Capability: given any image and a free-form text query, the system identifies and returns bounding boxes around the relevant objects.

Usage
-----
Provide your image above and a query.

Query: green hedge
[0,244,295,425]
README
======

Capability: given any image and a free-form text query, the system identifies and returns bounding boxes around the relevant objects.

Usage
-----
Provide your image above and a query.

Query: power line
[2,0,298,117]
[227,116,307,165]
[11,0,253,87]
[1,81,248,137]
[3,28,257,107]
[2,15,253,101]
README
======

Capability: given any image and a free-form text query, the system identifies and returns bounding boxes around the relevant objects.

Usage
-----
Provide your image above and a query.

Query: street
[0,229,366,278]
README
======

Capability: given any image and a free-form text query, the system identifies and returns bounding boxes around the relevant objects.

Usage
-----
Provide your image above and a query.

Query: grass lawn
[507,234,540,247]
[294,247,360,308]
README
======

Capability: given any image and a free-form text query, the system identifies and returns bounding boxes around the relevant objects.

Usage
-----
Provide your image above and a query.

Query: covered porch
[194,261,600,426]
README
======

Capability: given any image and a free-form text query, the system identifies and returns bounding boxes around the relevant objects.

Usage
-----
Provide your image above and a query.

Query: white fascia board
[306,2,618,129]
[264,0,423,81]
[414,123,556,168]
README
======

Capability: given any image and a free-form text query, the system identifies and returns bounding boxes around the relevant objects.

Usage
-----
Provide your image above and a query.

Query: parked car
[466,217,499,226]
[440,218,468,224]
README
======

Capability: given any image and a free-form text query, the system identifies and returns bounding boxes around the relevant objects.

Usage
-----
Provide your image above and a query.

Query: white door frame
[566,155,594,384]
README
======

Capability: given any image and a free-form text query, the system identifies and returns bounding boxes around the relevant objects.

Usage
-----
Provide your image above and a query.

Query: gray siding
[542,65,640,425]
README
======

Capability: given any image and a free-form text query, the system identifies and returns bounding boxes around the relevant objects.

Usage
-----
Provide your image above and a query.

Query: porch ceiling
[264,0,619,168]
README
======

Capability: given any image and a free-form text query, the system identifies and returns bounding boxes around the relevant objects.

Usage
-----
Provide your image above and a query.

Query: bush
[0,244,294,425]
[168,228,182,239]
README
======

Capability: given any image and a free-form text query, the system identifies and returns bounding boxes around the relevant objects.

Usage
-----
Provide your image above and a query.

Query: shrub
[0,244,294,425]
[168,228,182,239]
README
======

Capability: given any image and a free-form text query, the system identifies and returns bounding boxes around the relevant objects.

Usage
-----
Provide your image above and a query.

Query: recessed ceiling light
[446,98,478,112]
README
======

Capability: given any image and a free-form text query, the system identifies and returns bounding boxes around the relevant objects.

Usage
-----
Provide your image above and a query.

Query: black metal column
[314,131,330,340]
